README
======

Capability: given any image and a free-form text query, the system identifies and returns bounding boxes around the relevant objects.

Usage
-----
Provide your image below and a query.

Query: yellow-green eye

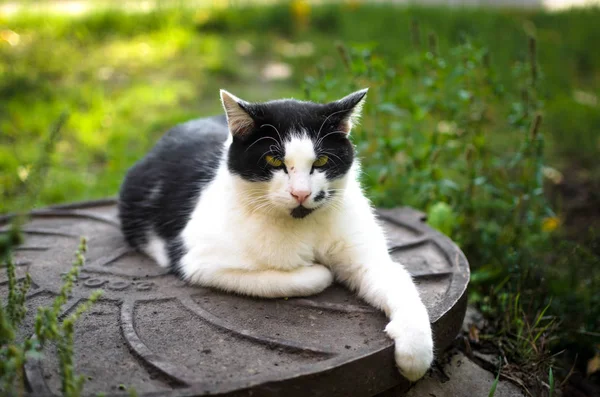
[265,155,283,167]
[313,155,329,167]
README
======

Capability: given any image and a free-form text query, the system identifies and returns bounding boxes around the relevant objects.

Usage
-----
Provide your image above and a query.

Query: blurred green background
[0,2,600,211]
[1,1,598,212]
[1,0,599,394]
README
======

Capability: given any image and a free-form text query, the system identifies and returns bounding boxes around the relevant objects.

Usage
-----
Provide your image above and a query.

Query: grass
[1,1,599,395]
[489,368,500,397]
[1,4,600,212]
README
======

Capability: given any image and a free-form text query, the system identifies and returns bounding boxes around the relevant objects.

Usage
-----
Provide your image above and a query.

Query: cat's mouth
[290,206,314,219]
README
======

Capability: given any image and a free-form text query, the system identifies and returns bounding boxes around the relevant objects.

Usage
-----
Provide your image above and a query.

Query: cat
[118,89,434,381]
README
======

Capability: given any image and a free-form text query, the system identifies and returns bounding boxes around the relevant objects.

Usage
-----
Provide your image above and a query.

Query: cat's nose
[291,189,311,204]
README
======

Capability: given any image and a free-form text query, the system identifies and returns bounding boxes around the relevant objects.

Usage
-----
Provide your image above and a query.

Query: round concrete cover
[1,200,469,397]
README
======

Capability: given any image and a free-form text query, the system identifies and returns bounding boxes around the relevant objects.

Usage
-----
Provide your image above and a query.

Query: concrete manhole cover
[0,199,469,397]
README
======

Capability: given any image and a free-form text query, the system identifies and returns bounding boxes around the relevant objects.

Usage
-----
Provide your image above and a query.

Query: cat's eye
[313,155,329,167]
[265,155,283,167]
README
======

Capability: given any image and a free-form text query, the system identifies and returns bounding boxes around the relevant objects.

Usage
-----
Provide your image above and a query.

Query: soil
[549,165,600,254]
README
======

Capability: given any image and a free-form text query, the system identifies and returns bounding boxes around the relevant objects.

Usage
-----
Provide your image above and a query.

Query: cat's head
[221,89,367,219]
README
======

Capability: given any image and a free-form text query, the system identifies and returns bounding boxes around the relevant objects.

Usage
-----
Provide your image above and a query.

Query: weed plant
[0,116,102,397]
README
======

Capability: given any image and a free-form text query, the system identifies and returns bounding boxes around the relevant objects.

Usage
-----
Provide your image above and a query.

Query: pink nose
[291,190,311,204]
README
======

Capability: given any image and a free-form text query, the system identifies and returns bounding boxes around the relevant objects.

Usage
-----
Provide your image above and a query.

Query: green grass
[488,368,500,397]
[1,3,599,212]
[0,7,300,211]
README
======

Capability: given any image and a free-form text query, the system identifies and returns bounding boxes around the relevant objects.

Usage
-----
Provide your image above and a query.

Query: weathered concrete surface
[405,352,525,397]
[0,200,470,397]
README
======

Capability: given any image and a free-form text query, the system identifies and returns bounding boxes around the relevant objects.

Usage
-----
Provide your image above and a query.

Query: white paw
[385,318,434,382]
[293,264,334,296]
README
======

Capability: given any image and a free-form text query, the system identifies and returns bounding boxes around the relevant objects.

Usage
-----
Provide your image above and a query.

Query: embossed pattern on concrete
[0,200,470,397]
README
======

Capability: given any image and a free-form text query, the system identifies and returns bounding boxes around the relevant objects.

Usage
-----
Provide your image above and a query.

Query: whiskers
[238,187,283,218]
[260,123,284,146]
[245,136,281,154]
[315,107,352,144]
[317,149,345,167]
[243,124,289,167]
[314,128,349,169]
[313,109,354,170]
[315,130,347,151]
[244,123,286,155]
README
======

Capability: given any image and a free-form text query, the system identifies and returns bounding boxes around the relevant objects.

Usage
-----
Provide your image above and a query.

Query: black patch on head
[313,190,326,202]
[290,206,314,219]
[226,91,366,182]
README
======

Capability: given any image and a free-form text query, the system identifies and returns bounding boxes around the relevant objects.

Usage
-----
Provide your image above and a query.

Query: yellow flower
[291,0,311,29]
[193,10,211,26]
[541,217,560,232]
[345,0,361,10]
[17,165,31,182]
[1,29,20,47]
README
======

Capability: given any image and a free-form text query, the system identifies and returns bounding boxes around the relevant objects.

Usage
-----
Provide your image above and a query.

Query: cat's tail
[141,232,171,268]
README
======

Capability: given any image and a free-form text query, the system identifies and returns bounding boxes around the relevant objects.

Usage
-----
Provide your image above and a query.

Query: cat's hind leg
[183,264,333,298]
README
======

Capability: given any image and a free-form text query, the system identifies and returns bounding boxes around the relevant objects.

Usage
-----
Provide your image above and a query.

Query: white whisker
[245,136,282,153]
[260,123,285,146]
[319,150,345,165]
[315,108,352,143]
[316,130,347,149]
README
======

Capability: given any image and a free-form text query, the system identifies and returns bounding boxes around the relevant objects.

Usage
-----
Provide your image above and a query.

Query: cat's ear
[335,88,368,134]
[220,89,255,137]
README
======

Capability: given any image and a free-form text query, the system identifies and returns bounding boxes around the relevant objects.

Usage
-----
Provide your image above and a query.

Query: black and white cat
[118,89,433,381]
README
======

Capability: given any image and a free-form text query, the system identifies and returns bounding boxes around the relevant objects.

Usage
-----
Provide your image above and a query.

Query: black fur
[290,206,314,219]
[313,190,326,202]
[227,91,366,182]
[118,91,365,270]
[118,116,227,253]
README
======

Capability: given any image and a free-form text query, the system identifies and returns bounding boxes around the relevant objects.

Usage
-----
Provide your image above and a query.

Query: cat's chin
[290,206,315,219]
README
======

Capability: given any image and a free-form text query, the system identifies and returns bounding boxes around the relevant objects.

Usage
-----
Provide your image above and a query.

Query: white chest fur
[180,167,352,272]
[176,163,433,381]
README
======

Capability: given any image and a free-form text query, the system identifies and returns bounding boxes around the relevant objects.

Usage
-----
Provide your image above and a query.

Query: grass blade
[549,367,555,397]
[488,363,501,397]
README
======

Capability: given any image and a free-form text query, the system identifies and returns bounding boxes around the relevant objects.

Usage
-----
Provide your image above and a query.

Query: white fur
[144,232,169,268]
[163,132,433,381]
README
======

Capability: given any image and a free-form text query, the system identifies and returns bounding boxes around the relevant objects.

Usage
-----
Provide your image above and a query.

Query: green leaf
[427,202,456,236]
[548,367,555,397]
[488,366,501,397]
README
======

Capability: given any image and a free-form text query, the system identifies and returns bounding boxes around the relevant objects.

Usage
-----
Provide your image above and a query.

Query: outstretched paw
[385,319,434,382]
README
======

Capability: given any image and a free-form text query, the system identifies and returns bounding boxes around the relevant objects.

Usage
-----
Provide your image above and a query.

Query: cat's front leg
[181,254,333,298]
[331,246,433,381]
